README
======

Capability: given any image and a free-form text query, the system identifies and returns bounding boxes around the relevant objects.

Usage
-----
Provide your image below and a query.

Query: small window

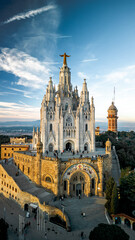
[5,148,6,150]
[8,153,10,157]
[65,103,68,110]
[19,148,21,150]
[92,179,95,189]
[64,180,67,191]
[50,114,52,120]
[15,188,17,193]
[12,148,14,150]
[7,184,8,187]
[85,124,88,132]
[12,187,14,191]
[45,176,51,182]
[28,167,30,174]
[50,124,52,132]
[4,153,6,157]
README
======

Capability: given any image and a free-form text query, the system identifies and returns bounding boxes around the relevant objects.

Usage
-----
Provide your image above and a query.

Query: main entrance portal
[70,172,85,197]
[66,142,72,151]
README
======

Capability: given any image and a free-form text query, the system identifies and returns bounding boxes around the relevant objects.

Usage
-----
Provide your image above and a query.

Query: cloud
[3,5,56,25]
[81,58,98,63]
[78,72,89,80]
[0,101,39,120]
[0,48,51,89]
[8,87,32,98]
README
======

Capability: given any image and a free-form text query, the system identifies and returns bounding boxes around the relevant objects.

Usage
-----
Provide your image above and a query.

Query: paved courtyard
[0,194,134,240]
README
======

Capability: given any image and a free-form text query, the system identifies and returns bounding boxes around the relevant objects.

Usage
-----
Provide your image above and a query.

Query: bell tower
[58,53,72,97]
[107,101,118,133]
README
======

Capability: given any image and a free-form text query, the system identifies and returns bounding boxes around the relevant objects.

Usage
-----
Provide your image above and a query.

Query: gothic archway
[66,142,72,151]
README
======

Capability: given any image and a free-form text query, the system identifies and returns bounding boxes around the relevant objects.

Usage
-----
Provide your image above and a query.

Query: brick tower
[107,101,118,133]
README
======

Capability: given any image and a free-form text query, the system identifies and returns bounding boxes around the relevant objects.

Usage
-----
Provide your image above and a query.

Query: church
[11,54,116,198]
[33,53,95,154]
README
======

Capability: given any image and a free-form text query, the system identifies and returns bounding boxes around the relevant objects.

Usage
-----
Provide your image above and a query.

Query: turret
[107,101,118,133]
[80,79,89,105]
[105,138,112,154]
[35,139,43,185]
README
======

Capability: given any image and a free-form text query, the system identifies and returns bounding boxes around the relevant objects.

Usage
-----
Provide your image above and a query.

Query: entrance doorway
[76,183,81,196]
[66,142,72,151]
[49,143,53,152]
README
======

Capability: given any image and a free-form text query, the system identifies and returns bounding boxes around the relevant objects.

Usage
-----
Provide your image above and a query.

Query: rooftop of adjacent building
[1,143,29,147]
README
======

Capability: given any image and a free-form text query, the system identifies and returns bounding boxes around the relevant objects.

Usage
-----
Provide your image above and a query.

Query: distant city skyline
[0,0,135,122]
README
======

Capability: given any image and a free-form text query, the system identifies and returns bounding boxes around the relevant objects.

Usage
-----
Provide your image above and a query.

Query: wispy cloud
[8,87,32,98]
[0,48,51,89]
[78,72,89,80]
[81,58,98,63]
[0,101,39,120]
[3,5,56,25]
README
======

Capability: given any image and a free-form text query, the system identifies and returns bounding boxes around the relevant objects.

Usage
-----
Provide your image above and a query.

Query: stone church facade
[12,54,114,198]
[33,53,95,154]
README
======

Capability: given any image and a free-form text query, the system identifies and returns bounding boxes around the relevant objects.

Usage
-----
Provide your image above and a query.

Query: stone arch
[84,142,88,151]
[124,218,131,228]
[42,174,54,183]
[64,140,75,151]
[61,163,98,196]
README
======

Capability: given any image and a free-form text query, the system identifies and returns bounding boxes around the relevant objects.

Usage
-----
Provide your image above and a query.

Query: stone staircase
[111,147,121,185]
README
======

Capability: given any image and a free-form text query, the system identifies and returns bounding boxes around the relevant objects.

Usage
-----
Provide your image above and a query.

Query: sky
[0,0,135,123]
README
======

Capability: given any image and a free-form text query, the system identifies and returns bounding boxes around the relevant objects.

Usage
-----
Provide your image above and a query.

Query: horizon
[0,0,135,122]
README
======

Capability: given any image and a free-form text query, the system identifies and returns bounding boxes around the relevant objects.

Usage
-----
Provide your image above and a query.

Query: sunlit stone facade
[33,53,95,154]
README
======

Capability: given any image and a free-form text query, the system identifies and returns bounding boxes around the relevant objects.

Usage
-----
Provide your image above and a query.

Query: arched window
[85,124,88,132]
[65,103,68,110]
[45,176,51,182]
[49,144,53,152]
[92,178,95,189]
[50,123,52,132]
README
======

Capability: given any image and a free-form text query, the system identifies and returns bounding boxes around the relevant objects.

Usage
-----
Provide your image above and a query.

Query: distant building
[95,127,100,136]
[1,144,29,160]
[107,102,118,133]
[10,137,26,144]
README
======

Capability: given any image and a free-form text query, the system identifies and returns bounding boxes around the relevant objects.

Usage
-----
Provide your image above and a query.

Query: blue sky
[0,0,135,122]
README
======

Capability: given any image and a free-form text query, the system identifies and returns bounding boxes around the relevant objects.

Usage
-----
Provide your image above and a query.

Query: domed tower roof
[108,101,118,111]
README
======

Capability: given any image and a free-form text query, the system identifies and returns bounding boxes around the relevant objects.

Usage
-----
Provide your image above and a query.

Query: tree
[105,177,115,214]
[119,172,135,215]
[89,223,129,240]
[111,182,118,214]
[0,218,9,240]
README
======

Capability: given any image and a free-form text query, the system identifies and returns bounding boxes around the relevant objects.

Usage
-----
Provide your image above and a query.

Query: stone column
[98,158,104,197]
[67,180,70,196]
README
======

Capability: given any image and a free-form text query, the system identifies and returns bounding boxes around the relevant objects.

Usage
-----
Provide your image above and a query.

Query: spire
[60,53,70,65]
[82,79,87,92]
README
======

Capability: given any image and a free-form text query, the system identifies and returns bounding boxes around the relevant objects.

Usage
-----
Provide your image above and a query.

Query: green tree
[105,177,115,214]
[89,223,129,240]
[111,182,118,214]
[119,172,135,215]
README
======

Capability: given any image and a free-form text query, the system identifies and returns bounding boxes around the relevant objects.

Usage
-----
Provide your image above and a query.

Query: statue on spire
[60,53,70,65]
